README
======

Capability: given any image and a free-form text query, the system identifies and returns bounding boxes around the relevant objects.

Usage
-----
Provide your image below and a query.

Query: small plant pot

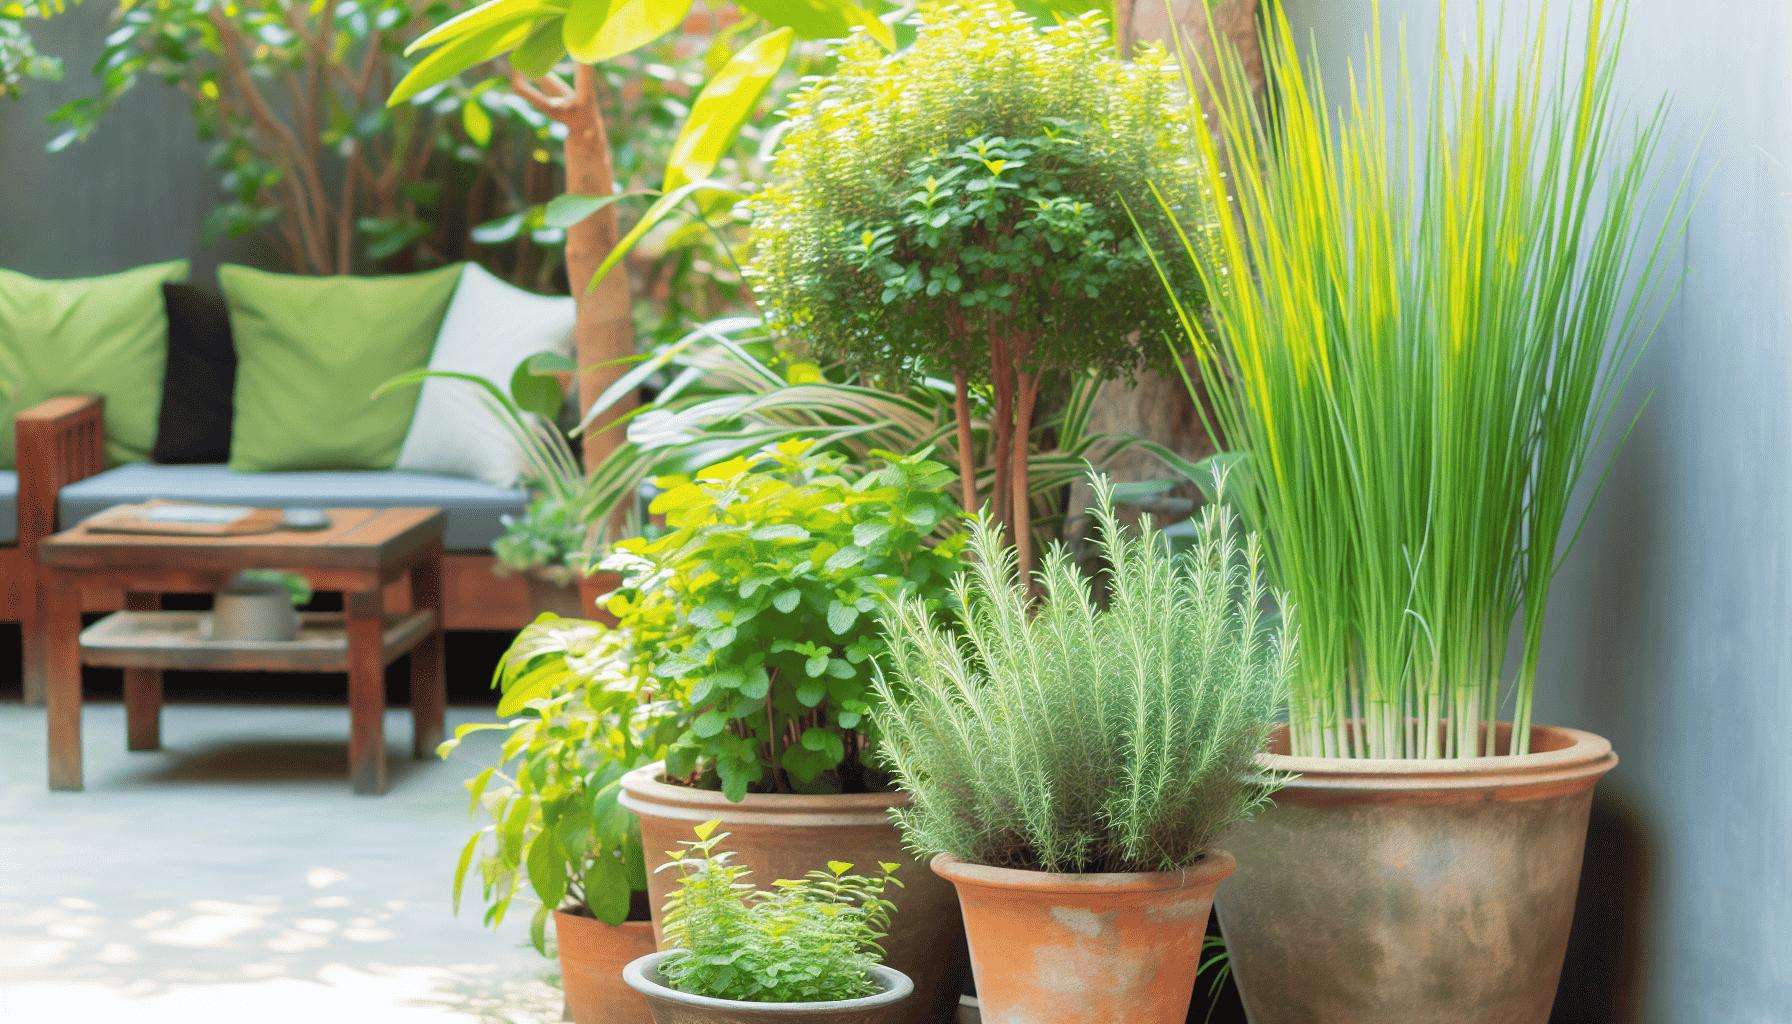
[1214,722,1617,1024]
[206,577,298,642]
[523,566,587,619]
[619,763,969,1024]
[623,949,914,1024]
[556,907,658,1024]
[931,851,1236,1024]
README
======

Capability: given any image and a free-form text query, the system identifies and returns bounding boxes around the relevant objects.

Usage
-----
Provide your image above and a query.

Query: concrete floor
[0,700,564,1023]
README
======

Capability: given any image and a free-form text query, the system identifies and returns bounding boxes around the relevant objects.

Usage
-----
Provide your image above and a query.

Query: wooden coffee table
[36,507,446,795]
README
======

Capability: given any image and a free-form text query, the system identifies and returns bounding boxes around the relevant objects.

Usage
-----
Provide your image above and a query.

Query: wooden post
[345,588,387,795]
[408,541,446,760]
[45,574,84,791]
[122,591,164,751]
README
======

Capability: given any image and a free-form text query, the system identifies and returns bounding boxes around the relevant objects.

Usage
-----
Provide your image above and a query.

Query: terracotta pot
[618,764,969,1024]
[932,850,1236,1024]
[524,567,587,619]
[623,949,914,1024]
[556,907,658,1024]
[1216,721,1618,1024]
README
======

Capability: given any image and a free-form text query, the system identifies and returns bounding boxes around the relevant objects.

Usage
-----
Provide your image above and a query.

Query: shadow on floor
[126,739,433,790]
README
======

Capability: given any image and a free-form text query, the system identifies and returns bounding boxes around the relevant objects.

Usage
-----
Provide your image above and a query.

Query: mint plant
[493,494,588,579]
[601,440,967,801]
[657,820,901,1003]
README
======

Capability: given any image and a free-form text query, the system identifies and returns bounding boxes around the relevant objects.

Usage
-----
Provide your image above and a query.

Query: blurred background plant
[1,0,68,99]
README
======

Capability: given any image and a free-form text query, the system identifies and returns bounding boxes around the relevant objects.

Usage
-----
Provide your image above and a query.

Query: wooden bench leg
[409,542,445,760]
[346,588,387,796]
[22,565,47,707]
[123,592,164,751]
[46,576,83,791]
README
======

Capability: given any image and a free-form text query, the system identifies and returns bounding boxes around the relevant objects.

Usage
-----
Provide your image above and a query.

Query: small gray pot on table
[623,950,913,1024]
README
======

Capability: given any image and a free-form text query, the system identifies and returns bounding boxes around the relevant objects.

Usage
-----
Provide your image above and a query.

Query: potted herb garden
[494,494,590,618]
[592,441,970,1024]
[441,616,677,1024]
[873,475,1293,1024]
[1161,4,1684,1021]
[623,821,913,1024]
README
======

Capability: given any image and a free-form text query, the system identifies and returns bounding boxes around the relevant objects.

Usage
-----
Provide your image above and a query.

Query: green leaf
[500,796,530,864]
[751,524,810,542]
[823,545,866,572]
[472,211,526,243]
[851,522,891,548]
[509,16,567,78]
[826,600,858,635]
[390,18,538,106]
[451,830,483,914]
[590,779,632,849]
[509,352,566,420]
[466,766,498,818]
[772,590,801,614]
[460,98,493,147]
[586,177,741,292]
[566,0,692,64]
[693,707,729,737]
[526,828,568,909]
[529,902,551,954]
[735,0,893,48]
[542,190,646,228]
[663,26,793,193]
[406,0,564,55]
[584,849,629,924]
[796,677,826,707]
[496,659,566,716]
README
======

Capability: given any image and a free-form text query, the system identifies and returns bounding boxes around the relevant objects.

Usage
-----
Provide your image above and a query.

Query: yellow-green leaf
[566,0,691,65]
[559,0,611,62]
[693,817,722,841]
[510,16,566,78]
[827,860,852,876]
[663,26,792,193]
[735,0,892,49]
[406,0,561,56]
[586,177,740,292]
[461,99,493,147]
[390,18,538,106]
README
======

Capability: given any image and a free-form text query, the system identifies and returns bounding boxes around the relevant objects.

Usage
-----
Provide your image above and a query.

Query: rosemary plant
[1158,1,1684,757]
[873,475,1293,874]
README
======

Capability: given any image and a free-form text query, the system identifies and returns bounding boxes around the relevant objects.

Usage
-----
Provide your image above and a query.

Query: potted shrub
[440,616,678,1024]
[746,0,1217,575]
[623,821,913,1024]
[599,440,970,1024]
[872,475,1294,1024]
[1160,4,1684,1021]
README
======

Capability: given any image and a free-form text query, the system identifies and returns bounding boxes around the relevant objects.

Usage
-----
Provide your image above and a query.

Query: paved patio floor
[0,700,563,1023]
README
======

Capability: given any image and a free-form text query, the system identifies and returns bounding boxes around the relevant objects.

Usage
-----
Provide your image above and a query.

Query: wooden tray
[83,499,288,537]
[78,610,437,672]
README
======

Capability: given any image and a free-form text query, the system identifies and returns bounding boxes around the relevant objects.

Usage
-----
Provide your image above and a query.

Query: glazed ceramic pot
[556,907,658,1024]
[932,850,1236,1024]
[624,950,914,1024]
[618,764,969,1024]
[1216,721,1617,1024]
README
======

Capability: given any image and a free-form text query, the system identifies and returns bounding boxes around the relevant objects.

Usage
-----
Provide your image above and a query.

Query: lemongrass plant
[872,474,1293,873]
[1157,1,1684,758]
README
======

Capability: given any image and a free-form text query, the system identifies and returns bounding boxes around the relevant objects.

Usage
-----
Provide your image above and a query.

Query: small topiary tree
[746,0,1216,573]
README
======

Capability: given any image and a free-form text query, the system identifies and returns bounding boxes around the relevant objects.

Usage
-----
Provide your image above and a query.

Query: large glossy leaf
[391,18,539,106]
[560,0,612,62]
[510,16,567,78]
[583,849,630,925]
[525,828,569,910]
[405,0,564,56]
[585,177,739,293]
[566,0,692,65]
[542,189,650,228]
[735,0,893,48]
[663,27,792,193]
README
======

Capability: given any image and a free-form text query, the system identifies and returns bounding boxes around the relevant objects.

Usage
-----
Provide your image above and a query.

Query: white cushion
[394,263,576,486]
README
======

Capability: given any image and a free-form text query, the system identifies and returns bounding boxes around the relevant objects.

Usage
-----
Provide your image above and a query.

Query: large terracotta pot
[932,850,1236,1024]
[623,949,914,1024]
[556,907,658,1024]
[618,764,969,1024]
[1216,722,1617,1024]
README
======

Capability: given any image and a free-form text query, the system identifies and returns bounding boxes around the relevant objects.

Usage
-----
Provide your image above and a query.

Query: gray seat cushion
[0,470,16,545]
[59,464,527,552]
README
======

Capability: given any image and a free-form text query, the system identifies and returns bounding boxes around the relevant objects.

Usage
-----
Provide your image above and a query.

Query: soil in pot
[618,763,969,1024]
[932,851,1236,1024]
[1215,721,1617,1024]
[557,892,658,1024]
[623,948,914,1024]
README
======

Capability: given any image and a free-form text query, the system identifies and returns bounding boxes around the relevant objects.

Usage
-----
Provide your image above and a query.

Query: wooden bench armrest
[15,394,106,551]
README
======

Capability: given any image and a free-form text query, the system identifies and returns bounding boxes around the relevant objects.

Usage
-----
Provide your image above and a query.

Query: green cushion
[221,264,464,473]
[0,261,188,470]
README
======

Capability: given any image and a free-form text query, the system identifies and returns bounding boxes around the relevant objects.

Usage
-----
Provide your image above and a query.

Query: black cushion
[153,282,237,464]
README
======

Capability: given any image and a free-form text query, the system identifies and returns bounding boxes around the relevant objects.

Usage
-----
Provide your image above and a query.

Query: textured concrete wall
[1280,2,1792,1021]
[0,3,277,285]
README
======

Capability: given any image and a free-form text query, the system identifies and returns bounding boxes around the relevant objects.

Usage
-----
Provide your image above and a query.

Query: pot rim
[1258,722,1617,792]
[618,761,911,818]
[929,850,1237,894]
[552,906,655,931]
[622,949,914,1013]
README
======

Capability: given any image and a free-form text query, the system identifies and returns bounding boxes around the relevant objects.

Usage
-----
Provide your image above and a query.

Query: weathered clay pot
[624,949,914,1024]
[618,764,969,1024]
[932,850,1236,1024]
[556,907,658,1024]
[1216,721,1618,1024]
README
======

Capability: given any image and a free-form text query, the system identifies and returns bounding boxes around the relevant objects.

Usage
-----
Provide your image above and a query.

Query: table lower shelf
[79,610,437,672]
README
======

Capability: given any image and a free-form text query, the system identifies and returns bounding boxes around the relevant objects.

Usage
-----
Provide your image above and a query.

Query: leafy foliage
[1160,1,1684,756]
[746,0,1216,568]
[440,615,682,948]
[874,474,1293,873]
[494,493,589,577]
[657,820,901,1004]
[601,439,967,802]
[1,0,65,99]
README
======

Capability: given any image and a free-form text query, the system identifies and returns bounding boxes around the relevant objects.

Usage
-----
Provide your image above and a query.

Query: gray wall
[0,2,278,285]
[1281,2,1791,1021]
